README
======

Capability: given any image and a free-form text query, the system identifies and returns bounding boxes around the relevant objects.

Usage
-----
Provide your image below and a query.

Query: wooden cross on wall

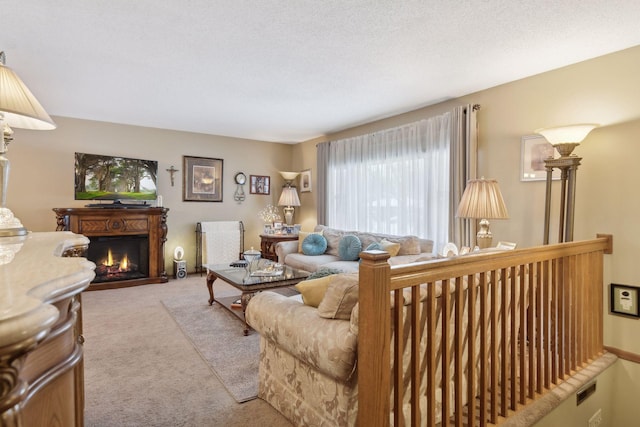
[166,165,179,187]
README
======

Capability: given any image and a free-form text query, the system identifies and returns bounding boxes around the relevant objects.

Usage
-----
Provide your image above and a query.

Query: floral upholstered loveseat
[245,273,360,425]
[275,224,434,273]
[245,268,477,426]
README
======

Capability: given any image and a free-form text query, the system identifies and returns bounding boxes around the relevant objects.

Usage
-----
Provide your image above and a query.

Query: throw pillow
[305,267,344,280]
[365,242,383,251]
[379,239,401,257]
[385,236,422,255]
[301,233,328,256]
[320,227,344,256]
[338,234,362,261]
[317,274,359,320]
[297,230,323,253]
[295,275,334,307]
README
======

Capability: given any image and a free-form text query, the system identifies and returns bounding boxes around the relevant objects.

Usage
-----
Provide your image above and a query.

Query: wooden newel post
[358,250,392,427]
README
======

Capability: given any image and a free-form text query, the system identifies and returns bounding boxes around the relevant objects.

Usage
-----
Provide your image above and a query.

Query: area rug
[162,292,260,403]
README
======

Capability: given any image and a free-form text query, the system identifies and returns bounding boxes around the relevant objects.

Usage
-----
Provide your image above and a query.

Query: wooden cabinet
[260,233,299,261]
[0,232,94,427]
[53,207,169,290]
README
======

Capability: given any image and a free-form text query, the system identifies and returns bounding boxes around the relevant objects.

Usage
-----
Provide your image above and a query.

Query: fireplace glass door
[88,235,149,283]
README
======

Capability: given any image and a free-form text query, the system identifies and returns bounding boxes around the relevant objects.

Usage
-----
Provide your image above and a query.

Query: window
[325,112,451,250]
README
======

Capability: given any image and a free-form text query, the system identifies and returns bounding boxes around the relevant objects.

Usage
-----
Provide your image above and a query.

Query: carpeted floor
[161,293,260,403]
[82,275,293,427]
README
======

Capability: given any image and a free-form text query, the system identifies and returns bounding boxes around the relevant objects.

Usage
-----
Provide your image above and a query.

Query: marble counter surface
[0,231,95,349]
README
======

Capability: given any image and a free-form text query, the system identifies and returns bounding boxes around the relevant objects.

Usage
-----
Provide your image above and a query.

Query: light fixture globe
[535,124,598,157]
[279,171,300,183]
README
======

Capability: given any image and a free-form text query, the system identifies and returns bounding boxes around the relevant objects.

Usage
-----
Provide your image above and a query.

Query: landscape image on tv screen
[75,152,158,200]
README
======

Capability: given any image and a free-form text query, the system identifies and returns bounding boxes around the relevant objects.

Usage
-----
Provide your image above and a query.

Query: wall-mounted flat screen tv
[75,152,158,201]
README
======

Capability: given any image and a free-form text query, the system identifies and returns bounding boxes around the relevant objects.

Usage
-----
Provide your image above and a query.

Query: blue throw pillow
[365,242,383,251]
[338,234,362,261]
[302,233,328,256]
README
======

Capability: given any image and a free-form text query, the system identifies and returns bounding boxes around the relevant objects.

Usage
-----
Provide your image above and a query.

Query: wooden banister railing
[358,235,612,427]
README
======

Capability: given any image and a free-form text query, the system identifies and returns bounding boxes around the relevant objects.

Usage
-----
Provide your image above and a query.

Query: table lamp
[278,185,301,226]
[278,171,301,226]
[456,178,509,249]
[0,51,56,237]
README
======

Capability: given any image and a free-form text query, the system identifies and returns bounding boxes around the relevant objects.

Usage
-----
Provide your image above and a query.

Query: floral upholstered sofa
[245,273,360,425]
[245,266,478,426]
[275,224,434,273]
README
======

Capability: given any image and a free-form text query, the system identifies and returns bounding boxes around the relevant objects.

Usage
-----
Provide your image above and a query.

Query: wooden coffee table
[205,262,310,335]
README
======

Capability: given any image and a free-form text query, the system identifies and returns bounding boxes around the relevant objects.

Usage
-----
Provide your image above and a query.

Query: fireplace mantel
[53,207,169,290]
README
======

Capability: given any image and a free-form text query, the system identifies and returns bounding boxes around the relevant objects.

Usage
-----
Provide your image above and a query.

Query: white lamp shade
[279,171,300,181]
[278,186,300,207]
[535,124,597,145]
[0,62,56,130]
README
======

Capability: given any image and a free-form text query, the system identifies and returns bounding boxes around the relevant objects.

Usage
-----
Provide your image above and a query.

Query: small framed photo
[283,225,294,234]
[263,224,273,234]
[610,284,640,317]
[299,169,312,192]
[521,135,561,182]
[273,222,283,231]
[183,156,223,202]
[250,175,270,195]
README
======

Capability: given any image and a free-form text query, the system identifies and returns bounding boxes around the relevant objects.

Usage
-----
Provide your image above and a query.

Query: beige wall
[294,45,640,425]
[9,117,293,273]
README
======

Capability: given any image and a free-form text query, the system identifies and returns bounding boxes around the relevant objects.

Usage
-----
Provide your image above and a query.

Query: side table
[260,233,298,261]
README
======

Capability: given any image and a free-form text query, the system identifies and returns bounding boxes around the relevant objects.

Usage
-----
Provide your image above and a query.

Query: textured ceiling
[2,1,640,143]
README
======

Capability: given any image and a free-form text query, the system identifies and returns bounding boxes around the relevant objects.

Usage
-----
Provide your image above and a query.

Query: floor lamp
[0,51,56,237]
[536,124,597,244]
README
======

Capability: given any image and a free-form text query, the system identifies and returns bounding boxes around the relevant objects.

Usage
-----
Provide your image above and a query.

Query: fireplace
[89,235,149,283]
[53,207,169,290]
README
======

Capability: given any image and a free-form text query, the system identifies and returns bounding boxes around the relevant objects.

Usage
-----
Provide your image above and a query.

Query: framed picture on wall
[299,169,312,192]
[183,155,223,202]
[250,175,270,195]
[521,135,561,181]
[610,283,640,317]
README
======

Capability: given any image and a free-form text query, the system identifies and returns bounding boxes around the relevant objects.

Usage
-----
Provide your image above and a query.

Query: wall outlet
[588,408,602,427]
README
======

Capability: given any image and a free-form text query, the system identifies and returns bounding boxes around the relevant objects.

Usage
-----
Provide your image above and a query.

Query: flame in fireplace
[102,249,129,271]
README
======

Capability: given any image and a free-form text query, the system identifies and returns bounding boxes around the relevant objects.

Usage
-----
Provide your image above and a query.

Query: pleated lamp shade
[0,58,56,130]
[278,186,300,207]
[456,178,509,220]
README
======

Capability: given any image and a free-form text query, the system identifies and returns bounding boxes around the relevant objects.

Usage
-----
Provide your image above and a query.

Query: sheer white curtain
[325,112,451,250]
